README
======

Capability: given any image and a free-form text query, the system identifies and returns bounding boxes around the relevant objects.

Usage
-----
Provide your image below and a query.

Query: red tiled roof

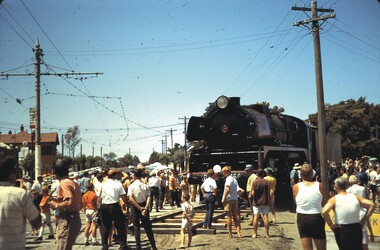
[0,130,59,145]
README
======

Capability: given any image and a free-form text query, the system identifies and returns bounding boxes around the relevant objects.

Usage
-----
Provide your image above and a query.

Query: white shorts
[252,205,269,215]
[181,218,192,229]
[85,209,97,222]
[41,211,52,224]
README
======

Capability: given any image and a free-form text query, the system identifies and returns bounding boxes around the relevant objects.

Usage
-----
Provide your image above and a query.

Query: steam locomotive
[186,96,341,204]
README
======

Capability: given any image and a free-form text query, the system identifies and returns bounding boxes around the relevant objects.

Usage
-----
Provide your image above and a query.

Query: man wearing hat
[49,159,82,250]
[99,169,129,250]
[0,156,42,249]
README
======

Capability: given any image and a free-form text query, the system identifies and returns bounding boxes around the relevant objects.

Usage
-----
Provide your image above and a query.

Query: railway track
[136,205,253,236]
[134,204,227,235]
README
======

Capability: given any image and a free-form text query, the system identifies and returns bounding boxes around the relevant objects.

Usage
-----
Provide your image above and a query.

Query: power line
[334,20,380,51]
[0,12,33,49]
[1,4,34,43]
[20,0,74,71]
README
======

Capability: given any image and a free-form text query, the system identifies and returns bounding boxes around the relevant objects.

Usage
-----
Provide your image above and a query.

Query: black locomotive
[187,96,315,171]
[186,96,333,205]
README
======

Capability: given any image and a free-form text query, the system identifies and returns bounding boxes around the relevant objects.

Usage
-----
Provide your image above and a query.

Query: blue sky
[0,0,379,162]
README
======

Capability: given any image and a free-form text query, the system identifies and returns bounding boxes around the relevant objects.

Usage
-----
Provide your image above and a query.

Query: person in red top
[35,186,55,241]
[82,182,99,246]
[49,159,82,250]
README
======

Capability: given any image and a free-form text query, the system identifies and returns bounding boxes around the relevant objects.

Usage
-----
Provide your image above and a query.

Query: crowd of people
[0,153,379,250]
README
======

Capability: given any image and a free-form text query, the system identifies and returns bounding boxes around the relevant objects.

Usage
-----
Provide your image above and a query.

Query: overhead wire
[20,0,74,71]
[0,12,33,49]
[1,4,35,44]
[240,31,310,96]
[334,20,380,51]
[229,9,301,95]
[45,30,301,57]
[45,29,298,54]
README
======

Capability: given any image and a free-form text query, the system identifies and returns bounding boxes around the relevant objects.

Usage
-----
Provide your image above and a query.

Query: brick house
[0,125,59,177]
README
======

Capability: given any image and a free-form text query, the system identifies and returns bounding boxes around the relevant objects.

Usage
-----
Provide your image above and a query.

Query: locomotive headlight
[216,96,229,109]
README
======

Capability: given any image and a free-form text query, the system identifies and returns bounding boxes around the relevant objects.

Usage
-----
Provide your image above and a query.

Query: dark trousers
[131,202,157,250]
[100,203,127,250]
[334,223,362,250]
[204,193,216,227]
[170,190,181,207]
[149,187,159,212]
[159,186,165,208]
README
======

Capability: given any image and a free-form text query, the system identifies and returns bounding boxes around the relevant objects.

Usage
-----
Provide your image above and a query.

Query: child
[178,193,195,248]
[36,186,54,240]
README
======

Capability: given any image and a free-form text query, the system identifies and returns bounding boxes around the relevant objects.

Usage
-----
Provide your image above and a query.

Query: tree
[74,155,87,171]
[21,153,34,177]
[104,152,118,167]
[148,151,160,164]
[65,125,81,158]
[119,153,140,167]
[168,143,185,170]
[308,97,380,159]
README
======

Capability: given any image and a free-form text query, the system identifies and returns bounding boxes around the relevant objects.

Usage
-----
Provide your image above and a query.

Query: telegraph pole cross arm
[0,40,103,180]
[291,1,335,199]
[292,2,335,27]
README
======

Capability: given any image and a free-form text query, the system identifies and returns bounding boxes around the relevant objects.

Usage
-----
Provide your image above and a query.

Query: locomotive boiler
[187,96,314,172]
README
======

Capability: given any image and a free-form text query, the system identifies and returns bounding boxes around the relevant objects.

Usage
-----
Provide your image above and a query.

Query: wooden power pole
[0,40,102,180]
[292,1,335,197]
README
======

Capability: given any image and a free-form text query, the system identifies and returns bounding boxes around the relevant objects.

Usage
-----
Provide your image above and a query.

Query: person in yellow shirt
[245,164,257,226]
[264,167,277,224]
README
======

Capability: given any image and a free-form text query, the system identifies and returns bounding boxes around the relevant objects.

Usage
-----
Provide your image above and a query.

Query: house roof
[0,130,59,145]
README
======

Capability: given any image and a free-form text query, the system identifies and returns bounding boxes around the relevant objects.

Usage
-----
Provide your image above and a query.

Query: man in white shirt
[128,169,157,250]
[200,168,217,229]
[369,165,378,204]
[99,169,129,250]
[148,172,160,212]
[31,175,43,193]
[221,166,242,238]
[0,157,41,250]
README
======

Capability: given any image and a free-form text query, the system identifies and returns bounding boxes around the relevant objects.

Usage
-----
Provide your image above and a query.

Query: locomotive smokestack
[230,97,240,106]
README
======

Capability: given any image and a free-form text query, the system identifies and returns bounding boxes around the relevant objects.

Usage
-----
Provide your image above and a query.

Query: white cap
[213,164,221,173]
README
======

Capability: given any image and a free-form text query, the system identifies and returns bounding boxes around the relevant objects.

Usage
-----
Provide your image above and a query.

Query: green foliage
[74,155,87,171]
[308,97,380,159]
[21,153,34,175]
[119,153,140,167]
[168,143,185,168]
[148,151,160,164]
[65,125,81,158]
[104,152,118,167]
[159,154,170,165]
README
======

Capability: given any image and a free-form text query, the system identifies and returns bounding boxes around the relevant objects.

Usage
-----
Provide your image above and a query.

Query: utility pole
[165,128,177,150]
[179,116,188,171]
[164,134,168,154]
[292,1,335,198]
[61,134,64,156]
[0,40,102,180]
